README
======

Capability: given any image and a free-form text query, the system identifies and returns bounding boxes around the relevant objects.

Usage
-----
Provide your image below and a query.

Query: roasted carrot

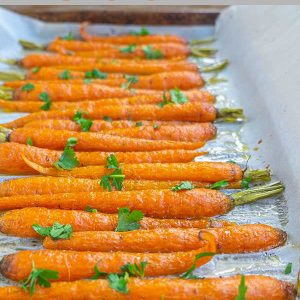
[0,183,283,218]
[0,143,204,175]
[5,71,204,90]
[53,43,190,59]
[4,128,205,151]
[1,103,217,128]
[0,234,215,280]
[22,123,216,142]
[22,160,243,182]
[80,23,187,45]
[43,225,286,253]
[0,276,295,300]
[21,54,197,74]
[0,207,233,238]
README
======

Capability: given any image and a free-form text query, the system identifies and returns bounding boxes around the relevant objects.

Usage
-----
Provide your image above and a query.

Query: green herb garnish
[108,273,129,294]
[115,207,144,232]
[21,83,35,92]
[241,177,252,189]
[121,261,148,278]
[73,111,93,132]
[135,121,143,127]
[26,137,33,146]
[153,123,159,130]
[235,275,248,300]
[85,206,98,213]
[142,45,164,59]
[121,75,139,89]
[130,27,150,36]
[90,265,108,280]
[180,252,215,279]
[59,70,73,80]
[171,181,195,192]
[32,222,73,240]
[284,262,292,274]
[21,262,59,296]
[85,69,107,79]
[209,180,229,190]
[169,87,188,104]
[103,116,113,122]
[31,66,40,74]
[120,44,136,53]
[53,137,80,170]
[61,32,74,41]
[39,92,52,111]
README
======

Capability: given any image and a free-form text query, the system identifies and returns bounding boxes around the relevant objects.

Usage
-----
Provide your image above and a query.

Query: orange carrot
[22,160,243,183]
[80,23,187,45]
[0,177,242,197]
[1,103,217,128]
[0,276,295,300]
[21,54,197,74]
[43,225,286,253]
[0,143,204,175]
[0,233,215,280]
[0,188,235,217]
[5,71,204,90]
[53,43,190,59]
[0,207,234,238]
[4,128,205,151]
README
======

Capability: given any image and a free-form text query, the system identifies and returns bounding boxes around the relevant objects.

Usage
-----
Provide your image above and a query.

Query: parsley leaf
[85,69,107,79]
[103,116,113,122]
[53,137,80,170]
[142,45,164,59]
[21,262,59,296]
[107,273,129,294]
[106,154,120,169]
[73,111,93,132]
[21,83,35,92]
[130,27,150,36]
[115,207,144,232]
[120,44,136,53]
[180,252,215,279]
[153,123,159,130]
[157,91,171,108]
[121,75,139,89]
[59,70,73,80]
[121,261,147,278]
[26,137,33,146]
[241,176,252,189]
[85,206,98,213]
[32,222,73,240]
[39,92,52,111]
[169,87,188,104]
[90,265,108,280]
[209,180,229,190]
[61,32,74,40]
[31,66,40,74]
[135,121,143,127]
[171,181,195,192]
[235,275,248,300]
[284,262,292,274]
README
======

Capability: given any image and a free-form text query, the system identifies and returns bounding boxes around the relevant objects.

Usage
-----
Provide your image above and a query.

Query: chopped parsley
[73,111,93,132]
[121,75,139,89]
[32,222,73,240]
[108,273,129,294]
[85,206,98,213]
[26,137,33,146]
[130,27,150,36]
[115,207,144,232]
[21,83,35,92]
[31,66,40,74]
[59,70,73,80]
[171,181,195,192]
[135,121,143,127]
[90,265,108,280]
[209,180,229,190]
[121,261,147,278]
[158,88,188,107]
[235,275,248,300]
[39,92,52,111]
[142,45,164,59]
[61,32,74,40]
[103,116,113,122]
[241,176,252,189]
[120,44,136,53]
[284,262,292,274]
[85,69,107,79]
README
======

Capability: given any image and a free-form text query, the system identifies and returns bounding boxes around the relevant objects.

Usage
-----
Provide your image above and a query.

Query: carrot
[22,159,243,182]
[0,176,243,197]
[21,54,197,74]
[5,71,204,90]
[0,233,215,280]
[80,23,187,45]
[0,207,234,238]
[1,103,217,128]
[0,276,295,300]
[0,143,204,175]
[4,128,205,151]
[23,123,216,142]
[43,225,286,254]
[53,43,190,59]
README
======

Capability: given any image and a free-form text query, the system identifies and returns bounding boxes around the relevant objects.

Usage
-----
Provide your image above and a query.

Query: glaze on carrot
[0,143,204,175]
[43,225,286,253]
[5,71,204,90]
[2,103,217,128]
[6,128,205,151]
[0,207,233,238]
[0,233,215,280]
[0,276,295,300]
[0,188,234,218]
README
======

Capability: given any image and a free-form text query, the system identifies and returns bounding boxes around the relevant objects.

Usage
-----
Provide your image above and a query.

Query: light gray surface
[0,6,299,290]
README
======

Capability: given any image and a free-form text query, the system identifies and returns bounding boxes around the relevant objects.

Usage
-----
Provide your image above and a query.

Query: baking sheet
[0,5,299,290]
